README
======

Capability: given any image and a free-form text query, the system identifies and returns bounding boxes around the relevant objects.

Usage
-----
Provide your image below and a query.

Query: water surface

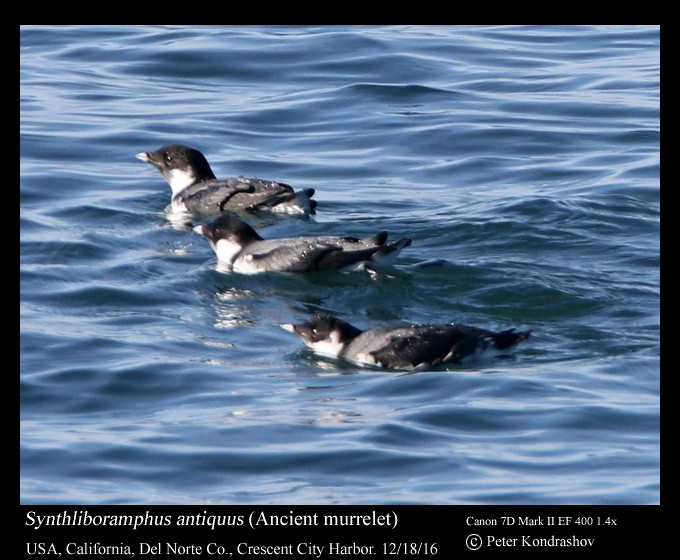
[20,25,660,504]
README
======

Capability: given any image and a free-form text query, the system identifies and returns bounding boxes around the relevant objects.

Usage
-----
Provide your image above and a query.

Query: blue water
[20,25,659,504]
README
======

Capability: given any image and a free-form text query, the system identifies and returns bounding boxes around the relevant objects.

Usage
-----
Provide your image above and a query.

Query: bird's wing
[239,238,341,272]
[369,326,480,369]
[176,179,255,214]
[225,178,294,210]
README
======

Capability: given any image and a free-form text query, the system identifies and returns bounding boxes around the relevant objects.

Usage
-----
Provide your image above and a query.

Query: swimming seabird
[136,144,316,216]
[282,314,532,370]
[193,214,411,274]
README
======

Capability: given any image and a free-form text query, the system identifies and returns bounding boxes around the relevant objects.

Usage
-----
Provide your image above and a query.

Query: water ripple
[20,25,659,504]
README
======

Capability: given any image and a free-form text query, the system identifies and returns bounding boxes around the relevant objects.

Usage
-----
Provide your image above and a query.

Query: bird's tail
[271,188,317,215]
[370,238,412,267]
[492,329,532,350]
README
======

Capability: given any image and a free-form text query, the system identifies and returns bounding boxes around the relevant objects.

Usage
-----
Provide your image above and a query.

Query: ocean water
[20,25,659,505]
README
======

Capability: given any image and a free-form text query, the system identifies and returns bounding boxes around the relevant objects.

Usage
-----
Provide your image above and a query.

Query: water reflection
[212,286,258,329]
[162,208,195,231]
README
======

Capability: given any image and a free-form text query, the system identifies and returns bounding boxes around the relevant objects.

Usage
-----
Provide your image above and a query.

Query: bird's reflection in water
[212,286,258,329]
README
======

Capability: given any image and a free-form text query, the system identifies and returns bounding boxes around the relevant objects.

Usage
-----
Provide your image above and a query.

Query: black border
[18,22,663,557]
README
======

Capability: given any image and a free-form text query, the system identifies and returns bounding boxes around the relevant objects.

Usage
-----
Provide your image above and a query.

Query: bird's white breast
[167,168,198,196]
[306,331,346,359]
[215,238,245,267]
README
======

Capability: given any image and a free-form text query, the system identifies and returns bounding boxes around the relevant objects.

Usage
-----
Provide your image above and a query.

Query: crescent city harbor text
[25,510,398,531]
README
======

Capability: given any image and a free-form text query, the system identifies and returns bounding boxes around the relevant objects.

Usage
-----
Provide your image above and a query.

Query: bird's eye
[164,153,173,163]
